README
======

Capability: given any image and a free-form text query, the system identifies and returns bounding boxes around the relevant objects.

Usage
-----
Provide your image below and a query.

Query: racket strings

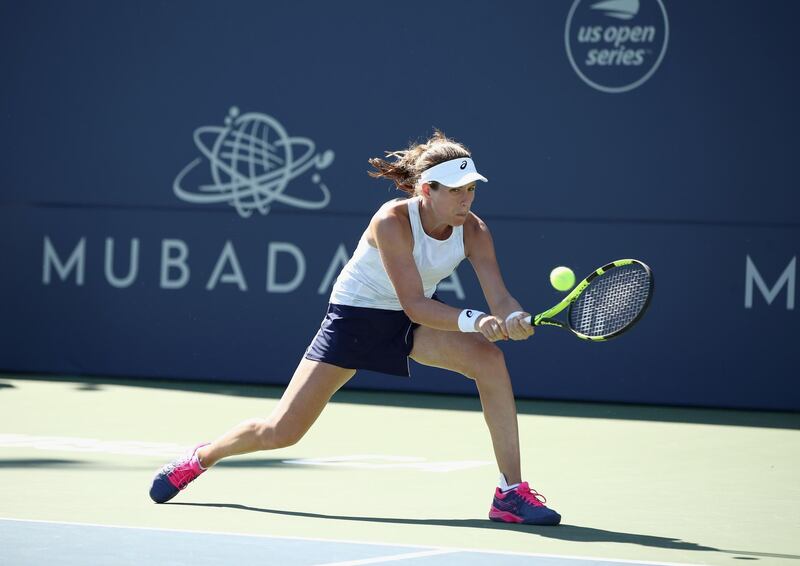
[569,264,651,337]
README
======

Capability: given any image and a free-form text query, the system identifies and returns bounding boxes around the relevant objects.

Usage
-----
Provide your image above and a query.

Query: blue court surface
[1,518,698,566]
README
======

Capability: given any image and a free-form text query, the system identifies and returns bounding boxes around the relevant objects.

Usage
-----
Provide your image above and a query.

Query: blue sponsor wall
[1,1,798,410]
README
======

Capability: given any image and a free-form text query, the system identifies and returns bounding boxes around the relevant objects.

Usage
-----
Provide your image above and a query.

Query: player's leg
[150,358,354,503]
[409,326,560,525]
[409,326,521,483]
[197,359,355,466]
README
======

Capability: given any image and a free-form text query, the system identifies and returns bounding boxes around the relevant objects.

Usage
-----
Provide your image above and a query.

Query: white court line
[313,549,455,566]
[0,517,704,566]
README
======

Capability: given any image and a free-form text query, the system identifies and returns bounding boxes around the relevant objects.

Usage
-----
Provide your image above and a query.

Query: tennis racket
[524,259,653,341]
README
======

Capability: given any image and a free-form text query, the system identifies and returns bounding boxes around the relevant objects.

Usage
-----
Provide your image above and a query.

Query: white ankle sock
[498,474,520,492]
[193,451,207,471]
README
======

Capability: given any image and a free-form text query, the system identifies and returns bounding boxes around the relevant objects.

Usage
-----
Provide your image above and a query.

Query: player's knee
[239,418,293,451]
[482,341,505,370]
[243,418,274,451]
[264,420,304,449]
[465,340,505,378]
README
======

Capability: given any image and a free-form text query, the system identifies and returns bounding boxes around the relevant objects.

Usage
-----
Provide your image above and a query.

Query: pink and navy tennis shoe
[488,482,561,525]
[149,443,209,503]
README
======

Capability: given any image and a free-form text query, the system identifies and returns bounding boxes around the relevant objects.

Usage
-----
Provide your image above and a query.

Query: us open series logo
[565,0,669,93]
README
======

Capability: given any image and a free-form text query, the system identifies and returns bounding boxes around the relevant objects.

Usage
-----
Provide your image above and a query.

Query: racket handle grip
[524,315,532,324]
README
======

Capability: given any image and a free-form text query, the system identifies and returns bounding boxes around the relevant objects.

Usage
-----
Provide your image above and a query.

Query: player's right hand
[506,311,535,341]
[476,315,508,342]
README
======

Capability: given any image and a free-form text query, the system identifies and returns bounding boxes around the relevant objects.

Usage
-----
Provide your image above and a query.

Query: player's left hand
[505,311,535,341]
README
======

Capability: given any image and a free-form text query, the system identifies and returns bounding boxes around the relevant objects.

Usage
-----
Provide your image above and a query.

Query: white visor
[418,157,488,187]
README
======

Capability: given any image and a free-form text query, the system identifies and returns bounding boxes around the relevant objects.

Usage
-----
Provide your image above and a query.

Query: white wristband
[458,309,485,332]
[505,311,524,325]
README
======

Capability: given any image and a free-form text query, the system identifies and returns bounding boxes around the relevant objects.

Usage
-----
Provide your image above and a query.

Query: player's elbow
[401,298,426,324]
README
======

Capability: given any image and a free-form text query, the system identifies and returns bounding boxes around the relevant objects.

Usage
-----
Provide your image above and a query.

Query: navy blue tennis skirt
[304,303,419,377]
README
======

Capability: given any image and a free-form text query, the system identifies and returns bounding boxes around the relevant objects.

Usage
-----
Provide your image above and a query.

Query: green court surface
[0,374,798,565]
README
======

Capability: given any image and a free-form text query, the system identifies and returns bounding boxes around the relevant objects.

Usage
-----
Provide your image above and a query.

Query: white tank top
[329,197,466,310]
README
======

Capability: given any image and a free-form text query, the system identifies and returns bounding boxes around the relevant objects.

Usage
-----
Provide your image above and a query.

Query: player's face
[431,182,477,226]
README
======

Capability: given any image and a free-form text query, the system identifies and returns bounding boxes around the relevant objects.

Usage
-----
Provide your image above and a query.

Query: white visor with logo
[419,158,488,188]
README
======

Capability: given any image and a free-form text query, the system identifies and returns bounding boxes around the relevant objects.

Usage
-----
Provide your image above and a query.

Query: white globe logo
[174,107,334,217]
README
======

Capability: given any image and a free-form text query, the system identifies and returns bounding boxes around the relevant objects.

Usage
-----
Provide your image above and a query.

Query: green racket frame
[526,259,653,341]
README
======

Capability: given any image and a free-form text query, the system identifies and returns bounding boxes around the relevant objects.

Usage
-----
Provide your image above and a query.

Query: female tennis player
[149,131,561,525]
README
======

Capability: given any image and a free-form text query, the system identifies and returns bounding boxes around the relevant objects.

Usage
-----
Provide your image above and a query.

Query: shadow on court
[5,373,799,430]
[0,457,294,470]
[0,458,87,468]
[170,502,800,562]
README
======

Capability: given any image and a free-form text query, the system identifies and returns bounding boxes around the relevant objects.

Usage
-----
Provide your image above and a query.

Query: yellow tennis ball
[550,266,575,291]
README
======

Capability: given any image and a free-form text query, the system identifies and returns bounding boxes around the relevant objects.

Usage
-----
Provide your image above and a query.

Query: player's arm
[372,209,464,332]
[464,214,534,341]
[371,209,508,342]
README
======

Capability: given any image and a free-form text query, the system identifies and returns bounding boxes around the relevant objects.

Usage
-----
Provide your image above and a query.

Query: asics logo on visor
[419,157,487,185]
